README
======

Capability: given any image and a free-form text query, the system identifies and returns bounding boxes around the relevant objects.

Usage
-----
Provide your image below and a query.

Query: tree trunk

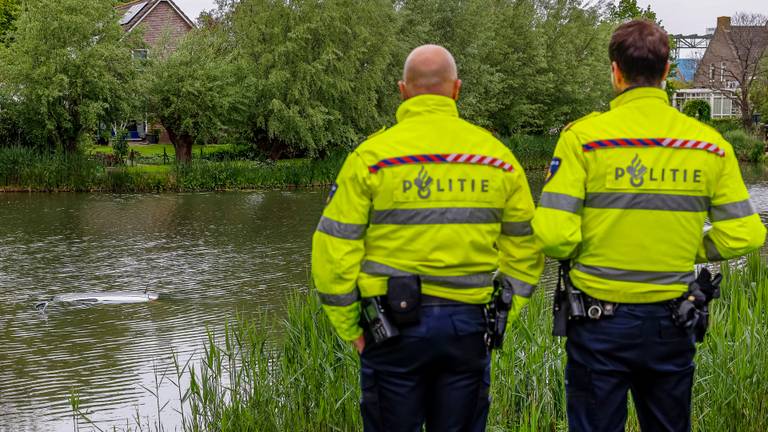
[167,128,194,163]
[253,128,286,161]
[741,94,753,130]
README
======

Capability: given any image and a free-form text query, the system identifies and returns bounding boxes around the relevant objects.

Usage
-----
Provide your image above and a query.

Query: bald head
[399,45,461,100]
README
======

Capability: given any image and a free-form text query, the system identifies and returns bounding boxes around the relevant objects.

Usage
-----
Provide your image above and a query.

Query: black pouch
[386,275,422,326]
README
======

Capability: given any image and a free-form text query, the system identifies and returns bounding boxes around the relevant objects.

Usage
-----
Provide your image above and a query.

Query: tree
[607,0,657,22]
[0,0,19,46]
[750,52,768,127]
[232,0,401,159]
[397,0,613,134]
[534,0,615,131]
[704,13,768,129]
[145,28,240,163]
[0,0,141,152]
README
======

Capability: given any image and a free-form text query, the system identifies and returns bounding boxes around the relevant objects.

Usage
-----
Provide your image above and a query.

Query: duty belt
[553,260,618,337]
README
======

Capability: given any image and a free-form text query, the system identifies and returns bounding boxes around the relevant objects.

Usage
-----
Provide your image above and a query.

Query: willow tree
[232,0,401,160]
[0,0,139,152]
[145,29,240,163]
[0,0,19,46]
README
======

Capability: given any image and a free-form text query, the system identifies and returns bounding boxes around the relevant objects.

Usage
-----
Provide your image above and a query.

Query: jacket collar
[610,86,669,110]
[396,94,459,123]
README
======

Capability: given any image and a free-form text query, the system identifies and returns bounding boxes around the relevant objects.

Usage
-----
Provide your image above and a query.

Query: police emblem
[326,183,338,205]
[545,157,562,184]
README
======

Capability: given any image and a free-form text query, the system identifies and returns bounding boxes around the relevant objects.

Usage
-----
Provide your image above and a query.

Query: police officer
[533,20,766,432]
[311,45,543,431]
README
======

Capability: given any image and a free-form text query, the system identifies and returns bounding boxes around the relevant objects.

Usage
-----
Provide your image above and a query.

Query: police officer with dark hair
[312,44,544,431]
[534,19,765,431]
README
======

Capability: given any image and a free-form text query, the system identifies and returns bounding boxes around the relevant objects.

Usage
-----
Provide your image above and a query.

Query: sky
[174,0,767,35]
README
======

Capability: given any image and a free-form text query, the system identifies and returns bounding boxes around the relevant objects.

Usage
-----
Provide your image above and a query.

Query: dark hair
[609,20,670,86]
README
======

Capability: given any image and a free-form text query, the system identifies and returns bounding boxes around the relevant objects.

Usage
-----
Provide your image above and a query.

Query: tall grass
[0,147,345,192]
[171,253,768,431]
[0,146,104,191]
[503,135,558,170]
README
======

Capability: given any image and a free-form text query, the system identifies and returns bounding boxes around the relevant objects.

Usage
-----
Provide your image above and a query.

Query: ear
[452,79,462,101]
[398,80,409,100]
[611,61,622,85]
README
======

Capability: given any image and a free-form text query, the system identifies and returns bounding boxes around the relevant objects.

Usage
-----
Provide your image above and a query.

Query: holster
[361,296,399,345]
[670,268,722,342]
[486,277,514,350]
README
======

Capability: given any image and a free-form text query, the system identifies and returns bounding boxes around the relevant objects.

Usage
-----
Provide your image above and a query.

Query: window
[713,97,723,117]
[709,64,715,80]
[720,62,726,82]
[132,49,149,60]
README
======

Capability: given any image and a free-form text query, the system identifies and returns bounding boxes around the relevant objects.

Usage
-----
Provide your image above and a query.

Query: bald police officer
[312,45,544,431]
[533,20,766,432]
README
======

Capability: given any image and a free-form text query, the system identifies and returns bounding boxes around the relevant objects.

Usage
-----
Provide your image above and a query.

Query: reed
[1,134,559,192]
[177,253,768,431]
[0,147,345,192]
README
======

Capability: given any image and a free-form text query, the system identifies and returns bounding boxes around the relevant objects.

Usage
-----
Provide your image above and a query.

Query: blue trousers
[565,303,697,432]
[359,304,491,432]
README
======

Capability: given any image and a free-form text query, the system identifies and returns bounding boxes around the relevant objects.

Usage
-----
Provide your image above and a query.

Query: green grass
[89,144,233,158]
[126,164,174,174]
[71,253,765,431]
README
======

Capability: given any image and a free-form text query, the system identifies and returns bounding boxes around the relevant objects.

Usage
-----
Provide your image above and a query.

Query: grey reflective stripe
[317,289,360,307]
[501,221,533,236]
[710,199,756,222]
[361,260,493,289]
[703,236,724,262]
[316,216,367,240]
[539,192,583,214]
[498,273,536,298]
[574,263,695,285]
[585,193,709,212]
[371,208,502,225]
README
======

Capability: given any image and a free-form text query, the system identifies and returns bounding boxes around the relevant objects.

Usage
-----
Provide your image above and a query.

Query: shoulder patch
[563,112,602,132]
[367,126,387,139]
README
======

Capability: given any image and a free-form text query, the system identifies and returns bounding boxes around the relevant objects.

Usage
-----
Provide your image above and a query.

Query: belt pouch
[387,275,421,326]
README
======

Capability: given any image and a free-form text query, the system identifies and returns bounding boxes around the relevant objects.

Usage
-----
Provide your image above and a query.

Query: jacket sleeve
[532,130,587,259]
[496,157,545,320]
[696,150,766,263]
[311,151,371,341]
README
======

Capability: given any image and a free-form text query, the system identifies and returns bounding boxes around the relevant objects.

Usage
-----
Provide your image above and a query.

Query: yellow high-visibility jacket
[533,87,766,303]
[312,94,544,341]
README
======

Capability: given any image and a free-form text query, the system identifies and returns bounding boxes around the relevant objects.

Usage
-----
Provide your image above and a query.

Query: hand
[352,335,365,354]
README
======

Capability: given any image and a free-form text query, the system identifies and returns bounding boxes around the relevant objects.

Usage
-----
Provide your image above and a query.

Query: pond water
[1,164,767,431]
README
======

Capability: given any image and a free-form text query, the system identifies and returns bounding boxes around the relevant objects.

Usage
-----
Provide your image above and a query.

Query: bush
[112,132,129,165]
[723,130,765,162]
[709,118,743,135]
[683,99,712,121]
[504,135,558,169]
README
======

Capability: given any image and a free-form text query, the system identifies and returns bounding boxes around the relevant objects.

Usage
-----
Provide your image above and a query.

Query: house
[115,0,195,141]
[673,16,768,119]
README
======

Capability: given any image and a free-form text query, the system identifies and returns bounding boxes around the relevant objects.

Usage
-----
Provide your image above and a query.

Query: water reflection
[0,192,326,431]
[0,164,765,431]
